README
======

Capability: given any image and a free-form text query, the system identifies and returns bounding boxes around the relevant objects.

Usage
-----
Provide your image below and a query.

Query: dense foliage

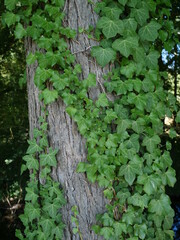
[0,0,28,203]
[2,0,180,239]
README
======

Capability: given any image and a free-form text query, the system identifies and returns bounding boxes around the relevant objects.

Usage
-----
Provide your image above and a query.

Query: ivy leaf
[25,188,39,203]
[139,21,161,42]
[112,36,139,58]
[165,168,176,187]
[2,12,20,27]
[133,47,145,63]
[82,73,96,88]
[142,135,161,153]
[40,218,55,235]
[15,230,24,240]
[23,155,39,170]
[146,51,160,69]
[26,140,42,154]
[148,194,171,216]
[42,89,58,105]
[118,0,128,6]
[104,110,117,123]
[91,46,116,67]
[43,200,60,218]
[96,93,109,107]
[40,148,58,167]
[4,0,18,10]
[119,164,136,186]
[134,224,147,240]
[103,7,122,20]
[26,53,36,65]
[97,17,124,38]
[131,7,149,25]
[14,23,26,39]
[113,222,127,236]
[100,227,114,240]
[34,67,51,89]
[175,111,180,123]
[28,205,41,221]
[52,225,64,239]
[124,134,140,152]
[127,0,138,8]
[138,174,161,195]
[51,72,68,91]
[123,18,138,33]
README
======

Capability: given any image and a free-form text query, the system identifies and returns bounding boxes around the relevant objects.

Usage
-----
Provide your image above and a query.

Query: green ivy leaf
[42,89,58,105]
[138,174,161,195]
[131,7,149,25]
[118,0,128,6]
[146,51,160,69]
[142,135,161,153]
[40,148,58,167]
[34,67,51,89]
[91,46,116,67]
[103,7,122,20]
[100,227,114,240]
[112,36,139,58]
[123,18,138,33]
[23,155,39,170]
[40,218,55,235]
[148,194,171,216]
[43,200,60,218]
[139,21,161,42]
[82,73,96,88]
[26,53,36,65]
[25,188,39,203]
[165,168,176,187]
[134,223,147,240]
[119,160,140,185]
[2,12,20,27]
[26,140,42,154]
[97,17,124,38]
[96,93,109,107]
[14,23,26,39]
[4,0,18,10]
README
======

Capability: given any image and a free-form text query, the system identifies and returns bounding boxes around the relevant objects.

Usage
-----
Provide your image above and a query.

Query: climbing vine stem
[2,0,180,239]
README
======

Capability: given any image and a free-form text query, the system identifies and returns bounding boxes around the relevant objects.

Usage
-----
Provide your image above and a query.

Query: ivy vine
[2,0,180,239]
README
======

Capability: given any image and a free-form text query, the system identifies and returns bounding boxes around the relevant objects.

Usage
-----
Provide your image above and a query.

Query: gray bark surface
[26,1,112,239]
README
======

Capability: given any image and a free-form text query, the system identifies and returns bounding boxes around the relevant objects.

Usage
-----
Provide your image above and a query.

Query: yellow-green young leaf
[42,89,58,105]
[91,46,116,67]
[97,17,124,39]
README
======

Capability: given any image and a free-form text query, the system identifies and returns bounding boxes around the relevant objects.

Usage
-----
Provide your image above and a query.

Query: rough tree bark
[25,1,112,239]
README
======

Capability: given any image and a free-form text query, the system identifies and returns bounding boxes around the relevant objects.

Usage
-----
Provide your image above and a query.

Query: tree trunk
[25,1,111,239]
